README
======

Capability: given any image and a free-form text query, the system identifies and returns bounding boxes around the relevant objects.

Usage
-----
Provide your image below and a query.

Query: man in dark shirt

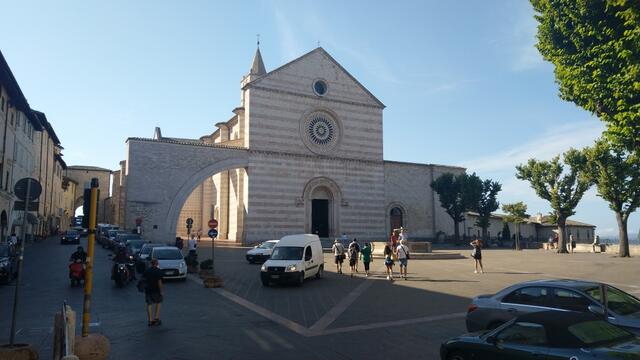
[69,246,87,263]
[142,258,163,326]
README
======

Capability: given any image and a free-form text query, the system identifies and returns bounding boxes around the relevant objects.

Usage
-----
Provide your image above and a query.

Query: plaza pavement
[0,237,638,359]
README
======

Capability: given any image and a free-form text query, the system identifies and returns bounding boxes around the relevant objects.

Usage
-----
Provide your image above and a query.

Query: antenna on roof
[317,40,320,48]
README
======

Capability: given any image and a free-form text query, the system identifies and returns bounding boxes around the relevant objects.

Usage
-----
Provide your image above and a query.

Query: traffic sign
[208,219,218,229]
[14,178,42,201]
[135,217,143,226]
[208,229,218,238]
[186,218,193,225]
[186,224,192,229]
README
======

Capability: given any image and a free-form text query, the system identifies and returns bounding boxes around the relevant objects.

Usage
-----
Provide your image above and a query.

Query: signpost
[135,217,142,235]
[208,219,218,275]
[9,178,42,345]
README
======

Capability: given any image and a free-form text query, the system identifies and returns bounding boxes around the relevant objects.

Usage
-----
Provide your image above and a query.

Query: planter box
[202,276,224,288]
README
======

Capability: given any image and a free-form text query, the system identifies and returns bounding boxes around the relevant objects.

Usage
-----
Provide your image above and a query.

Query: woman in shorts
[470,238,484,274]
[383,244,394,281]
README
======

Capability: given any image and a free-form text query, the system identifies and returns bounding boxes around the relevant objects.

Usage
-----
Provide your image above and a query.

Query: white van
[260,234,324,286]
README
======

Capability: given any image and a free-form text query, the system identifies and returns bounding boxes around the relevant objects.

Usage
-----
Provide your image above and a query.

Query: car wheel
[447,352,467,360]
[315,265,323,279]
[296,272,304,287]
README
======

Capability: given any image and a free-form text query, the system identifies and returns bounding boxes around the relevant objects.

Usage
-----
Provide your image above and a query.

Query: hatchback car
[136,243,165,273]
[466,279,640,335]
[150,246,186,280]
[60,230,81,245]
[0,244,18,284]
[246,240,278,263]
[442,311,640,360]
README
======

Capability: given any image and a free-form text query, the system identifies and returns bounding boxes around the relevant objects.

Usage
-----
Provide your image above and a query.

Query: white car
[149,246,187,280]
[260,234,324,286]
[246,240,279,263]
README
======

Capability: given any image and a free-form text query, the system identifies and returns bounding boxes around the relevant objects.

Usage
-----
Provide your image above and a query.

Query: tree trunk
[481,227,488,247]
[453,219,460,245]
[616,212,630,257]
[556,216,568,254]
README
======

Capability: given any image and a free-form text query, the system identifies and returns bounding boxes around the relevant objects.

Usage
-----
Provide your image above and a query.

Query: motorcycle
[69,259,85,287]
[113,262,131,287]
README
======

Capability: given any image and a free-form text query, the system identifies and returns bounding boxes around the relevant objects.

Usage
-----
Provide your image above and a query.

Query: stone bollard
[74,334,110,360]
[0,344,39,360]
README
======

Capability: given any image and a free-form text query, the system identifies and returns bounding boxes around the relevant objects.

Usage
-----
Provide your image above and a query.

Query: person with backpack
[348,238,361,273]
[383,244,395,281]
[396,239,410,280]
[360,242,373,277]
[331,239,345,274]
[348,242,358,277]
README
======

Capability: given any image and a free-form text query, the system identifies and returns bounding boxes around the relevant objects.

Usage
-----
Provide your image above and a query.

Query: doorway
[312,199,329,237]
[390,207,403,232]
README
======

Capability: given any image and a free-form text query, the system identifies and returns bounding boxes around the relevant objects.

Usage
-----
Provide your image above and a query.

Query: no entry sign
[208,219,218,229]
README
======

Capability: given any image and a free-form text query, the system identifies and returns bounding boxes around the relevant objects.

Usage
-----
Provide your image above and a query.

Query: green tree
[502,202,529,251]
[475,179,502,243]
[431,172,483,244]
[585,139,640,257]
[531,0,640,148]
[516,149,592,253]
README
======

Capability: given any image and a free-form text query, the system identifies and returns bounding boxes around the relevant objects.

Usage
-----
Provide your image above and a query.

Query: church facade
[118,47,464,244]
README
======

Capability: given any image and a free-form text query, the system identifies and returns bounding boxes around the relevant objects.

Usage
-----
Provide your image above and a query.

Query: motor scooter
[69,259,85,286]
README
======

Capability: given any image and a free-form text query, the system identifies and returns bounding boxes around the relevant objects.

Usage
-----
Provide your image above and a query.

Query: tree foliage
[515,149,592,253]
[502,202,529,251]
[531,0,640,148]
[501,222,511,242]
[431,172,483,243]
[475,179,502,241]
[585,138,640,257]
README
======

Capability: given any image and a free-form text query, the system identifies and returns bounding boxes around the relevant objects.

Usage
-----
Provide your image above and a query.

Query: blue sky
[1,1,637,240]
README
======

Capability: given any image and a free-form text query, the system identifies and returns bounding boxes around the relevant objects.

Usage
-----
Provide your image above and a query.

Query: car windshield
[153,249,183,260]
[127,240,146,251]
[584,286,640,316]
[141,245,161,255]
[0,245,9,257]
[65,231,79,236]
[568,320,633,347]
[258,242,276,249]
[270,246,303,260]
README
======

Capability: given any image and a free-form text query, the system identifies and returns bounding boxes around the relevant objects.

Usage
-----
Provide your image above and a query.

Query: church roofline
[67,165,112,172]
[383,159,466,170]
[243,47,385,109]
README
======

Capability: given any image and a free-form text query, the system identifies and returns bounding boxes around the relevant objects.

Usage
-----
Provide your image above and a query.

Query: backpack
[354,243,360,252]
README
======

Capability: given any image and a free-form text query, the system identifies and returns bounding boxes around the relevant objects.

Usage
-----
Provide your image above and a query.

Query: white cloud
[460,121,605,173]
[273,8,304,62]
[508,3,545,72]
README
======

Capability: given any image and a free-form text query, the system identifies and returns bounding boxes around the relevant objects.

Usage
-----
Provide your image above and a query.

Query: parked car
[0,243,18,284]
[246,240,278,263]
[136,243,165,273]
[113,233,141,250]
[150,246,187,280]
[60,230,81,245]
[125,239,149,259]
[105,229,127,249]
[441,311,640,360]
[260,234,324,286]
[97,224,119,247]
[466,279,640,335]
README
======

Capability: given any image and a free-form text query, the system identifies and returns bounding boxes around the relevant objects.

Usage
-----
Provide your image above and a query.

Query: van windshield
[270,246,303,260]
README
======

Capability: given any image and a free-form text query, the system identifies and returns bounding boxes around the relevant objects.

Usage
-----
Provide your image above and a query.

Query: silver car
[149,246,187,280]
[466,279,640,335]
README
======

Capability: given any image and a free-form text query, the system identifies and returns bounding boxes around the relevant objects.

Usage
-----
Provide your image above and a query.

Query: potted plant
[198,259,213,278]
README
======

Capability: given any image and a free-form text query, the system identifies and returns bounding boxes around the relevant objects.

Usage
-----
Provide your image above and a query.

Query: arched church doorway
[311,186,331,238]
[390,207,403,231]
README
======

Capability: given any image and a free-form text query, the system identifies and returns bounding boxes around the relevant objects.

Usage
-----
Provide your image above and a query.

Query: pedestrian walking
[348,243,358,277]
[348,238,361,272]
[188,235,198,258]
[569,233,576,253]
[141,259,164,326]
[396,239,410,280]
[390,230,399,250]
[592,235,600,253]
[470,238,484,274]
[547,235,554,250]
[331,239,345,274]
[383,244,394,281]
[360,242,372,277]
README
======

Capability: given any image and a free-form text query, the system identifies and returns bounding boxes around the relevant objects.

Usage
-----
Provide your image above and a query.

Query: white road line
[244,329,272,351]
[317,312,467,336]
[308,278,375,334]
[258,328,295,349]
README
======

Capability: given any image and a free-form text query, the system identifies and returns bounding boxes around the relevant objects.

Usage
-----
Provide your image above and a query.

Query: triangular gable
[245,47,385,108]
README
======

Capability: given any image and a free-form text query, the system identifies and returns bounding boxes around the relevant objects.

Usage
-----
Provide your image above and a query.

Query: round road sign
[208,229,218,238]
[14,178,42,201]
[135,217,143,226]
[186,218,194,225]
[208,219,218,229]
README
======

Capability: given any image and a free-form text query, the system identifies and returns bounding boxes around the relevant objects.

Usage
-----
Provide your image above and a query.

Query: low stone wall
[370,241,431,256]
[574,243,640,256]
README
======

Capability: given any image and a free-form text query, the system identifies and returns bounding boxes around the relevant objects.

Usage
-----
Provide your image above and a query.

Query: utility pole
[9,179,30,345]
[81,178,99,337]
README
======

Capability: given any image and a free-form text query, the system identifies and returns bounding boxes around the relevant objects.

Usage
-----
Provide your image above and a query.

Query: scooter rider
[70,246,87,263]
[112,245,136,280]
